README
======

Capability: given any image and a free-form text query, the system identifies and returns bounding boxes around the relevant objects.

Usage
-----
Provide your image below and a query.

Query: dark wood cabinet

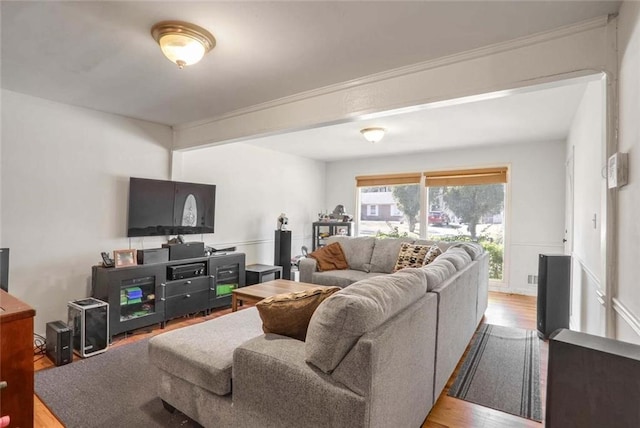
[163,276,212,319]
[92,264,165,337]
[92,252,245,337]
[209,253,246,309]
[0,290,35,428]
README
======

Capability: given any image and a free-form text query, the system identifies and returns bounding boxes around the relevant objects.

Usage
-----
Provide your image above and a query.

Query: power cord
[33,333,46,362]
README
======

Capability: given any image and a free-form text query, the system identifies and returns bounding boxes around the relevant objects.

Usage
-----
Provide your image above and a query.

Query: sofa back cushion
[450,242,485,260]
[422,262,454,291]
[438,247,472,270]
[369,237,415,273]
[430,258,457,275]
[325,236,376,272]
[305,268,428,373]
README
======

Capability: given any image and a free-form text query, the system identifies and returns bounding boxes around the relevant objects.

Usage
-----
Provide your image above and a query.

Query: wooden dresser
[0,289,35,428]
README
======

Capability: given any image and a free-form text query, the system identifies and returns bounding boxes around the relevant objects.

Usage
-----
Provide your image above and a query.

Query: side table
[245,264,283,286]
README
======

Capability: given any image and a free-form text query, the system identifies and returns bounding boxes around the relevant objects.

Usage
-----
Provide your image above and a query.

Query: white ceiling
[1,1,620,128]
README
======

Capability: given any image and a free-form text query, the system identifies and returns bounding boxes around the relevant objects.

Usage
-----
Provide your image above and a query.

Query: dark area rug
[35,338,201,427]
[448,323,542,422]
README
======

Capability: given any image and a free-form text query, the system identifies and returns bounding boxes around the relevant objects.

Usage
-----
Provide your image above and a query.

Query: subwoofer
[537,254,571,339]
[274,230,292,280]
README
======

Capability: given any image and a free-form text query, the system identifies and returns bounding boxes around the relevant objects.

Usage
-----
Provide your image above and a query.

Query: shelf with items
[92,264,166,337]
[312,221,353,251]
[209,253,246,308]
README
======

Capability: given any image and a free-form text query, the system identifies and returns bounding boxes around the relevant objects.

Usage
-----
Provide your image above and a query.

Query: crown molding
[174,15,610,132]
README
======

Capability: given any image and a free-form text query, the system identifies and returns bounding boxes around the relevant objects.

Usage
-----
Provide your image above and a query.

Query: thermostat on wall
[607,152,628,189]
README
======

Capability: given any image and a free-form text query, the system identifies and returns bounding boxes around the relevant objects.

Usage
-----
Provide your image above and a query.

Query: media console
[91,252,245,338]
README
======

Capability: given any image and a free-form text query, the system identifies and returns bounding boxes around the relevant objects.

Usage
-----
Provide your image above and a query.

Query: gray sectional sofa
[299,236,464,287]
[148,237,489,427]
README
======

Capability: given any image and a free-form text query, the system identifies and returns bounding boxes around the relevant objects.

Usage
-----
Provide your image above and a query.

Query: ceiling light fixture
[360,127,386,143]
[151,21,216,69]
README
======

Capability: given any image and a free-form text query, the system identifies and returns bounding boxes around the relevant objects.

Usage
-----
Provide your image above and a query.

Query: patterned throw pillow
[256,286,341,341]
[393,242,432,272]
[423,244,442,266]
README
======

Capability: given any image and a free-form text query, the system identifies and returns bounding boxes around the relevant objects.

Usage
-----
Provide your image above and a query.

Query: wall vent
[527,275,539,284]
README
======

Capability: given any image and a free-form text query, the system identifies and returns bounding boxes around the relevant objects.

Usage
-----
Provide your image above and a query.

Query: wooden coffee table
[231,279,333,311]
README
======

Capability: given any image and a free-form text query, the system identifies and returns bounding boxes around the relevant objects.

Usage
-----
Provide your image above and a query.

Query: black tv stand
[91,252,245,338]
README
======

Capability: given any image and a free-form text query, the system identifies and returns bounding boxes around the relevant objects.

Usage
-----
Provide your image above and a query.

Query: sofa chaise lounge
[148,237,489,427]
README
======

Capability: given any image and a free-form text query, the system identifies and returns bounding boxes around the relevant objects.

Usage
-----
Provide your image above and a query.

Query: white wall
[566,80,607,335]
[176,143,326,266]
[325,140,566,295]
[1,90,172,335]
[614,1,640,344]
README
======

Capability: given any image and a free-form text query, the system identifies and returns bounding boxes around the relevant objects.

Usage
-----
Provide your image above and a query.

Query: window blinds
[423,167,508,187]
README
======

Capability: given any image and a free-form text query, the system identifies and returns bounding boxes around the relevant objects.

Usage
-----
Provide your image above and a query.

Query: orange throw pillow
[309,242,349,272]
[256,286,341,341]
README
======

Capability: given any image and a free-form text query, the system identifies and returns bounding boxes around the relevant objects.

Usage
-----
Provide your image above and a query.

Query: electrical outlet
[527,275,539,284]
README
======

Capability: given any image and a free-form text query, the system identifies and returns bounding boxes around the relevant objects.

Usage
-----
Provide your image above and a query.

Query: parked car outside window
[428,211,450,226]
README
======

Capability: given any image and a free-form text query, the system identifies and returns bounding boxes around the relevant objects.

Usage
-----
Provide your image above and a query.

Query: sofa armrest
[299,257,318,284]
[233,334,366,428]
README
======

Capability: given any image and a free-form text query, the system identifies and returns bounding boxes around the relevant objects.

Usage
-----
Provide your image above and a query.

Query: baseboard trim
[489,284,537,296]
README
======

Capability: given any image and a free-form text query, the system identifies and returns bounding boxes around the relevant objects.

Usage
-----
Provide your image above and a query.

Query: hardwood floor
[423,292,547,428]
[33,292,545,427]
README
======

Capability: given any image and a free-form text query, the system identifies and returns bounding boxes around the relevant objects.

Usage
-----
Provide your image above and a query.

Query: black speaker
[274,230,292,280]
[46,320,72,366]
[137,248,169,265]
[68,298,109,357]
[162,242,205,261]
[537,254,571,339]
[0,248,8,292]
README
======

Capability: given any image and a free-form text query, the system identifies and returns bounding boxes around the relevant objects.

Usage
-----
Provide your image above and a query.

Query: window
[390,204,403,217]
[356,173,422,238]
[424,167,507,281]
[354,168,508,282]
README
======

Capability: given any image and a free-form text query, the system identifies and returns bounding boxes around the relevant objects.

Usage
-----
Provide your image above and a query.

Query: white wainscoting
[571,254,606,336]
[613,298,640,345]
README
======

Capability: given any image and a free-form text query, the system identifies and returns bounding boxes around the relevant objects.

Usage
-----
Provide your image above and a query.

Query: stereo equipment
[274,230,292,280]
[168,262,207,281]
[546,329,640,427]
[45,320,72,366]
[162,241,205,261]
[68,298,109,358]
[137,248,169,265]
[537,254,571,339]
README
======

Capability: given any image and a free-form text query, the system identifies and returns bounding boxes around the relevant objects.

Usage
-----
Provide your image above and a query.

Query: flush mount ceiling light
[360,127,386,143]
[151,21,216,69]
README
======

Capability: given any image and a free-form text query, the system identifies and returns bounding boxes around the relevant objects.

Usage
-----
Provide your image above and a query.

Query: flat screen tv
[127,177,216,237]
